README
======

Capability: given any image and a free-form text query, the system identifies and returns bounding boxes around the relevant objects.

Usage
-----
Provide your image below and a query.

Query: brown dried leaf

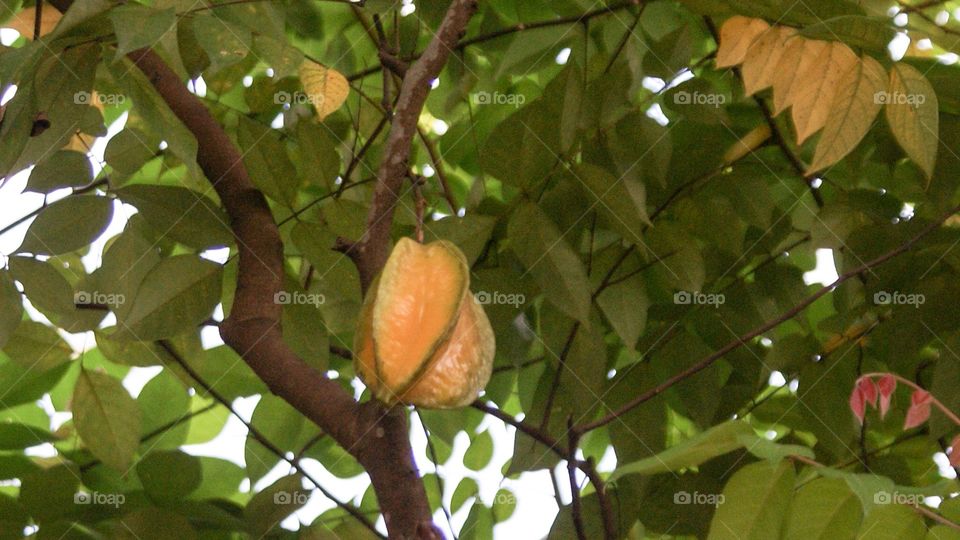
[742,26,797,96]
[788,41,858,144]
[716,16,770,69]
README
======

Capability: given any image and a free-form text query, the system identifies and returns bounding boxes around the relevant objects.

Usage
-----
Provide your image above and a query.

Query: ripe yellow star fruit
[354,238,495,408]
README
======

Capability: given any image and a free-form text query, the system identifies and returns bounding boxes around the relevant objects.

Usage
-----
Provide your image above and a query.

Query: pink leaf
[903,389,933,430]
[949,434,960,468]
[858,378,879,408]
[878,375,896,419]
[850,386,866,424]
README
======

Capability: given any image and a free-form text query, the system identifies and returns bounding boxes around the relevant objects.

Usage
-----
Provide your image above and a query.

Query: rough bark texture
[46,0,478,537]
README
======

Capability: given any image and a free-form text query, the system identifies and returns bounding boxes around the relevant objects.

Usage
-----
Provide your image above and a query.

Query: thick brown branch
[122,47,436,537]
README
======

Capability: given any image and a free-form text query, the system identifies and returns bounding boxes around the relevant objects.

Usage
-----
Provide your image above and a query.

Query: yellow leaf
[298,61,349,122]
[715,16,770,69]
[885,63,939,179]
[788,41,857,144]
[807,55,886,174]
[2,7,61,38]
[741,26,796,96]
[772,38,825,115]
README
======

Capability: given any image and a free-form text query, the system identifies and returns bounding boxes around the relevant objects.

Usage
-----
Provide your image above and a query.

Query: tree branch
[45,0,452,533]
[157,341,382,537]
[350,0,479,291]
[576,203,960,433]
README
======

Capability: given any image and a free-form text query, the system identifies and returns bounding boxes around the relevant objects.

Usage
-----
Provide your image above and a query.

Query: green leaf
[707,460,795,540]
[117,255,222,341]
[9,255,105,332]
[800,16,896,52]
[137,450,203,505]
[193,14,251,73]
[809,55,886,174]
[596,263,649,349]
[0,493,28,539]
[461,501,495,540]
[463,430,494,471]
[508,202,591,324]
[610,421,755,480]
[26,150,93,193]
[104,128,158,175]
[783,478,861,540]
[245,474,308,537]
[238,117,299,206]
[480,97,560,191]
[110,6,176,57]
[424,215,497,267]
[0,422,56,450]
[2,321,72,373]
[72,369,142,472]
[245,394,304,484]
[114,184,233,249]
[97,224,162,322]
[451,477,479,513]
[741,434,815,462]
[18,195,113,255]
[137,369,191,449]
[492,488,516,523]
[295,121,340,189]
[0,271,22,349]
[19,464,79,523]
[570,163,650,243]
[886,63,939,179]
[856,504,926,540]
[107,59,200,181]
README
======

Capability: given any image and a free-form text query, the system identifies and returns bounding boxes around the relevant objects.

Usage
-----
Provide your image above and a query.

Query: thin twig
[157,340,383,537]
